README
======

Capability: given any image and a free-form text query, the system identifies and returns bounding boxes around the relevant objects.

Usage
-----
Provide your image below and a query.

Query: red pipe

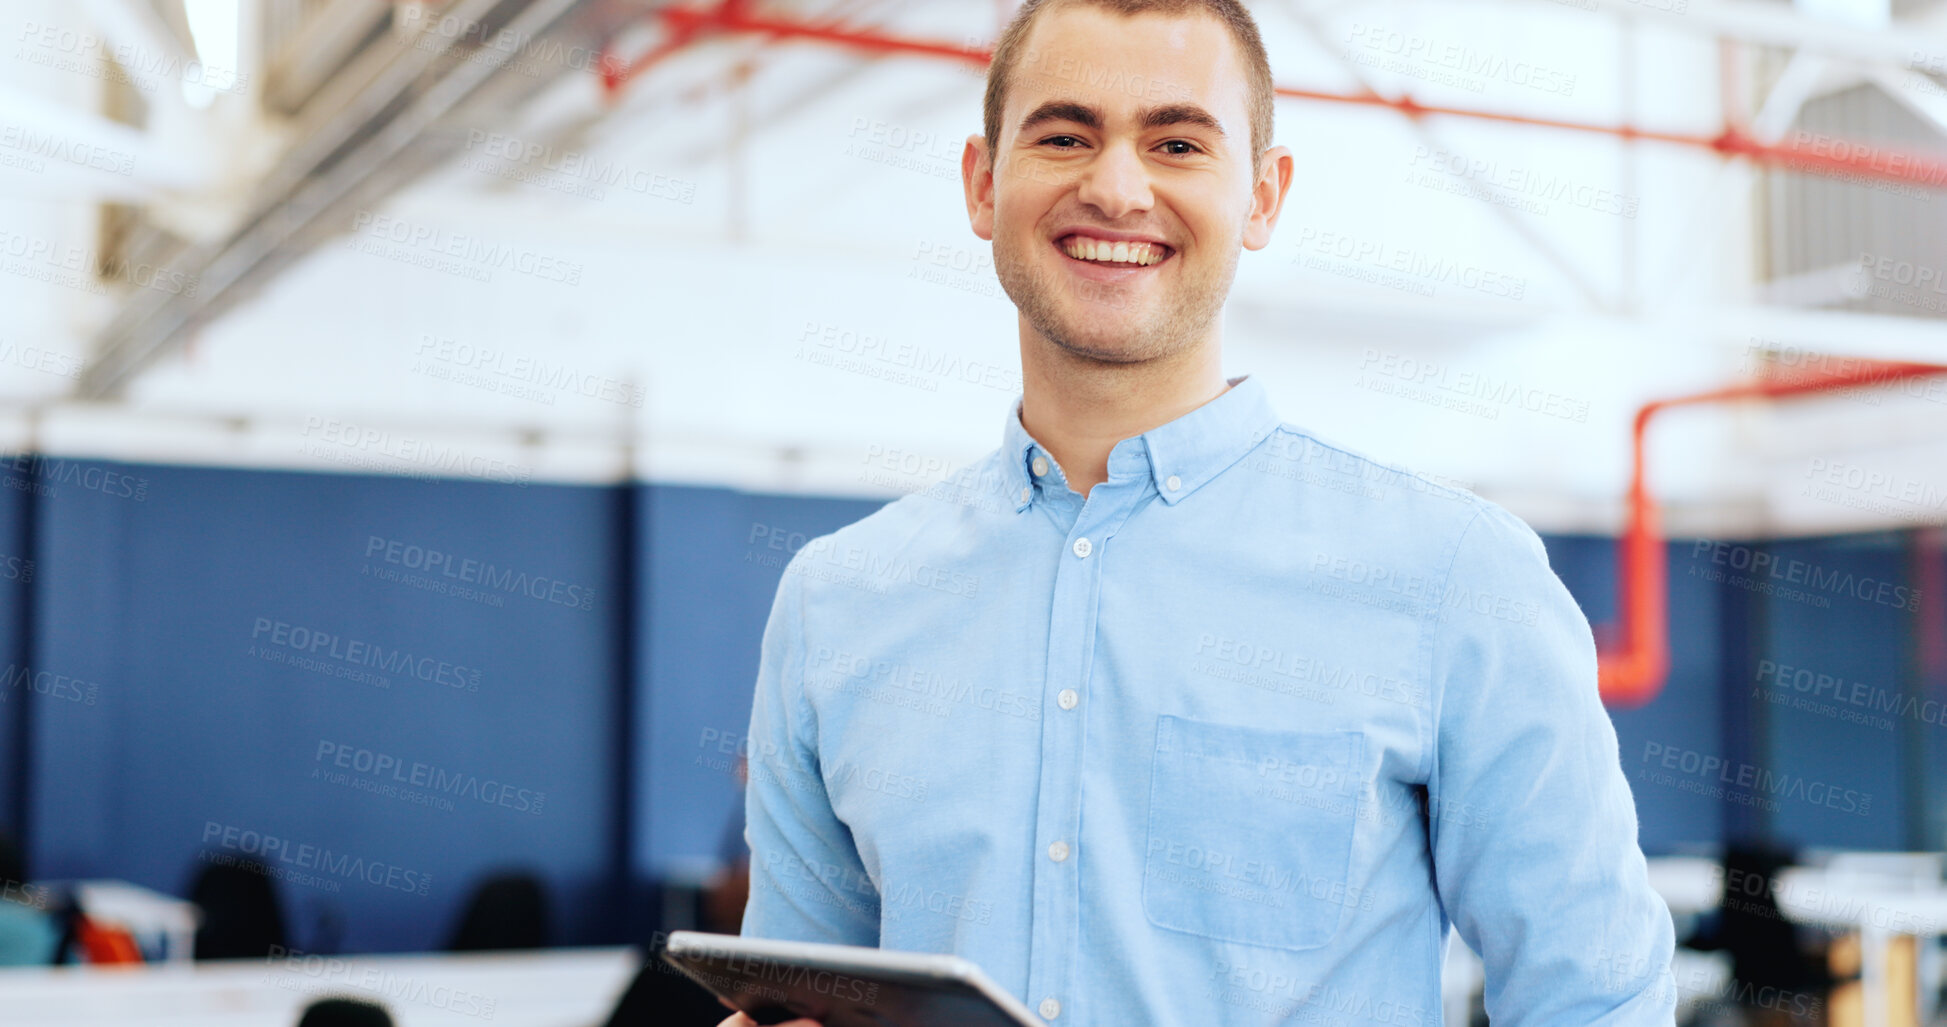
[1278,85,1947,191]
[598,0,989,99]
[1600,360,1947,707]
[657,3,993,65]
[1271,85,1725,149]
[598,2,1947,191]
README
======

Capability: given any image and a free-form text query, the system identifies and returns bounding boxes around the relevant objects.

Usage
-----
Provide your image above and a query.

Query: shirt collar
[1000,374,1281,511]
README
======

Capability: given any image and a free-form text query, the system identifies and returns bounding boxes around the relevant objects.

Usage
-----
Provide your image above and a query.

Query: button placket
[1025,468,1150,1025]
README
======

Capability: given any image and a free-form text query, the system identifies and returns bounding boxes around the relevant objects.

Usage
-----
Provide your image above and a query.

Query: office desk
[1646,858,1947,1027]
[1774,868,1947,1027]
[0,946,638,1027]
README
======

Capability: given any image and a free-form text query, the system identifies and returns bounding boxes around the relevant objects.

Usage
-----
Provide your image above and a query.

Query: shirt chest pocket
[1142,715,1365,952]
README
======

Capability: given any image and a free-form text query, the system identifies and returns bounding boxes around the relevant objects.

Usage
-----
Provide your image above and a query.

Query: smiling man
[720,1,1676,1024]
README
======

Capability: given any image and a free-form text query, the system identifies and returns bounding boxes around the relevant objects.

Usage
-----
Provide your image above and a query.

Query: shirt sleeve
[739,554,882,944]
[1426,503,1677,1024]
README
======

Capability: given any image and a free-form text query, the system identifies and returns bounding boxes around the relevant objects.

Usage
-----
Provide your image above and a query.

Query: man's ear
[1242,144,1295,251]
[963,133,995,241]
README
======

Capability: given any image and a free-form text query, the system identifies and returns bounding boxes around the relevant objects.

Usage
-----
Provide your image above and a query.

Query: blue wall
[1549,534,1729,852]
[0,456,1939,952]
[17,460,625,953]
[635,487,880,878]
[0,479,29,837]
[1757,535,1926,851]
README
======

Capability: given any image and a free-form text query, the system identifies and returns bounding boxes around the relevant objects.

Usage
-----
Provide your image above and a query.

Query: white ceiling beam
[1451,0,1947,68]
[0,82,205,194]
[1714,304,1947,364]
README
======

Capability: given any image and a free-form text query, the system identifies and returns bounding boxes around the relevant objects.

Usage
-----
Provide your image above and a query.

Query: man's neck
[1017,333,1231,499]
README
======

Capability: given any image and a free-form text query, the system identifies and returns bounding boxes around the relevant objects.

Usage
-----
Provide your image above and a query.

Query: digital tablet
[660,930,1044,1027]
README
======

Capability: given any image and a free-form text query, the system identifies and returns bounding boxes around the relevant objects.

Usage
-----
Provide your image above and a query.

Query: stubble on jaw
[992,227,1243,368]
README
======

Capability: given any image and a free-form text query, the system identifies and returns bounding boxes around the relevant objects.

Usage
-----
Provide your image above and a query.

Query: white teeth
[1063,236,1165,266]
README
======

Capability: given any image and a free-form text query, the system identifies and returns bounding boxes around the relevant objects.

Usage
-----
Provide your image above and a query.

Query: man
[720,0,1677,1023]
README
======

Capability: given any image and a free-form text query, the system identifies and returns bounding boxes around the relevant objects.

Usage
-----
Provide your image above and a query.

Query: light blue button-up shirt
[740,374,1677,1025]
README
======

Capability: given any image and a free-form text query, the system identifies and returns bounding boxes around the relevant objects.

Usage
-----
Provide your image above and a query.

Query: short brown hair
[982,0,1276,168]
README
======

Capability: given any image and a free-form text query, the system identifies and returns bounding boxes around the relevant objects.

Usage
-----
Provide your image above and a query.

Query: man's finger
[714,1008,822,1027]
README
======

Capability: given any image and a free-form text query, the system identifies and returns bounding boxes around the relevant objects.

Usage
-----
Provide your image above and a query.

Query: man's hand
[715,997,822,1026]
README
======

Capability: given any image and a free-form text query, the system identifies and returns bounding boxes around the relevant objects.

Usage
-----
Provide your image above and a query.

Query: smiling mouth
[1056,233,1172,269]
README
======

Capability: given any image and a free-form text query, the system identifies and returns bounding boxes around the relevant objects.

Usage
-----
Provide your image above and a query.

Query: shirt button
[1048,840,1069,862]
[1031,456,1049,477]
[1019,486,1031,504]
[1057,689,1078,710]
[1040,997,1061,1020]
[1071,537,1092,558]
[1165,474,1181,492]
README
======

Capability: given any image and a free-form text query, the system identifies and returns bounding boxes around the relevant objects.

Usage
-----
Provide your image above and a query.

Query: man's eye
[1040,135,1085,148]
[1158,140,1200,155]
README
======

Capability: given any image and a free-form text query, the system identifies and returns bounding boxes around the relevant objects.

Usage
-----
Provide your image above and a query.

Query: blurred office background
[0,0,1945,1023]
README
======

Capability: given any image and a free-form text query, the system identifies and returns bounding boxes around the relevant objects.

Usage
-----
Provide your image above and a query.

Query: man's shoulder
[1255,421,1549,564]
[780,446,1015,579]
[1258,421,1481,512]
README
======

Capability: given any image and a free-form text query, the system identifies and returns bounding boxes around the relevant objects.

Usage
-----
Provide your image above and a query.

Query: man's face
[965,5,1286,365]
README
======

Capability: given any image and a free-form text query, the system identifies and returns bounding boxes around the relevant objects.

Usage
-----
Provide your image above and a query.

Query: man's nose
[1075,142,1154,220]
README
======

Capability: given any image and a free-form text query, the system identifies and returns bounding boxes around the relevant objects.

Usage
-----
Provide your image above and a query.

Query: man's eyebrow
[1016,100,1227,139]
[1139,103,1225,136]
[1018,100,1101,135]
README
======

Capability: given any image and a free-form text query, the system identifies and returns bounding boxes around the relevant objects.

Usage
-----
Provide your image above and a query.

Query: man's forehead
[1007,5,1248,128]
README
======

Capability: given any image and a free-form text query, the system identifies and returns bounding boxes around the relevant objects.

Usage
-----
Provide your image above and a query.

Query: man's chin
[1041,321,1163,364]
